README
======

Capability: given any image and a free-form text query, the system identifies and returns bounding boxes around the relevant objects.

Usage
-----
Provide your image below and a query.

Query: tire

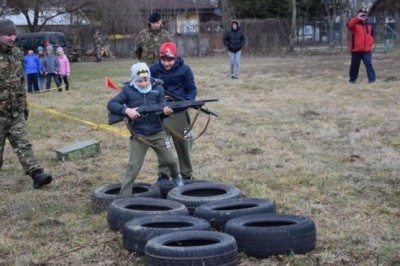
[91,182,161,214]
[167,183,242,214]
[145,230,238,266]
[155,179,214,199]
[224,214,316,258]
[107,197,189,231]
[193,198,276,231]
[122,214,211,255]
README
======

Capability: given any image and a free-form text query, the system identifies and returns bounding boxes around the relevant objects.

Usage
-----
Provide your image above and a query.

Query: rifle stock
[108,99,218,125]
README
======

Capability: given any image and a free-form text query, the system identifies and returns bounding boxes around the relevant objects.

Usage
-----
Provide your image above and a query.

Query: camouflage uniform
[0,43,42,175]
[93,31,103,62]
[135,28,171,66]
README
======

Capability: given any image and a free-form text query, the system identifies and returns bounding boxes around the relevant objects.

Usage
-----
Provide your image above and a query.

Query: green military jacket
[0,44,26,118]
[135,28,171,65]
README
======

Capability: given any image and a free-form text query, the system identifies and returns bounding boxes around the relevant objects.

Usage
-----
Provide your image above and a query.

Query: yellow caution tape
[27,101,130,137]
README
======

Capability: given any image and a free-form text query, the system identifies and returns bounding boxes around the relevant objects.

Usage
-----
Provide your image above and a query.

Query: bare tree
[7,0,93,32]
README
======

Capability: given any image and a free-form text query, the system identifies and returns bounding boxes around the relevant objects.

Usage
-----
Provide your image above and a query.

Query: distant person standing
[24,49,41,93]
[0,19,52,189]
[135,12,171,66]
[223,20,245,79]
[56,46,70,92]
[347,8,376,83]
[36,46,47,91]
[93,29,103,62]
[42,46,61,91]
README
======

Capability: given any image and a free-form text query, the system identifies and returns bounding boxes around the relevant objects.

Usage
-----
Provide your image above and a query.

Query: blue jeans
[349,52,376,83]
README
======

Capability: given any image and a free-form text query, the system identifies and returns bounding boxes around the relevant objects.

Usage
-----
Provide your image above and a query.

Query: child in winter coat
[24,49,41,93]
[36,46,47,91]
[56,46,71,91]
[107,62,183,195]
[42,46,61,91]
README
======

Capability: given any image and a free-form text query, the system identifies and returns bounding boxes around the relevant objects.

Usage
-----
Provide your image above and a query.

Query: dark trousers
[59,75,69,91]
[349,52,376,83]
[46,73,61,90]
[27,73,39,93]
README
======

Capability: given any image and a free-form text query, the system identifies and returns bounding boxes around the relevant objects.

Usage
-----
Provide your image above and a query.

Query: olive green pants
[120,130,179,195]
[159,110,193,179]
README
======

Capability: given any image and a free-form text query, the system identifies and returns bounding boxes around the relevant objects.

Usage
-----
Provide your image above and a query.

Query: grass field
[0,51,399,265]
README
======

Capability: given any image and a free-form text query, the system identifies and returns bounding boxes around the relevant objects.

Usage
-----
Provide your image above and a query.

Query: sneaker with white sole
[173,175,184,186]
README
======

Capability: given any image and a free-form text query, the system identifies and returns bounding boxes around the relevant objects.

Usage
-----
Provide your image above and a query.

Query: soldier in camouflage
[0,19,52,189]
[93,29,103,62]
[135,12,171,66]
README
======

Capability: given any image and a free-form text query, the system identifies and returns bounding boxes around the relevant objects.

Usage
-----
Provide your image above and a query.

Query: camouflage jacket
[135,28,171,65]
[93,33,103,47]
[0,44,26,118]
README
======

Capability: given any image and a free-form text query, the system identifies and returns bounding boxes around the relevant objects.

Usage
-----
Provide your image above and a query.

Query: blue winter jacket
[150,57,197,110]
[107,79,166,136]
[24,54,41,74]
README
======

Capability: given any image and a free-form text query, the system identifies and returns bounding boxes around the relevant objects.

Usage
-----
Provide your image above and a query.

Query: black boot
[30,169,52,189]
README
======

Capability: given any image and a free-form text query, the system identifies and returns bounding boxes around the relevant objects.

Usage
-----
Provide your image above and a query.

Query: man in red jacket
[347,8,376,83]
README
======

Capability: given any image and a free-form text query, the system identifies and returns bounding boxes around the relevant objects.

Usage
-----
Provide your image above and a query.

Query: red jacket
[347,17,374,52]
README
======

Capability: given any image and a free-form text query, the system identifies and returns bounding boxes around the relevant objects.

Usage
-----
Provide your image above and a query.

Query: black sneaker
[156,174,170,183]
[31,170,52,189]
[182,176,194,180]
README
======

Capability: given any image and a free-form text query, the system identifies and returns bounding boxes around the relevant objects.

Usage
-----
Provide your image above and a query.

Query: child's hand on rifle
[163,106,173,116]
[125,107,141,120]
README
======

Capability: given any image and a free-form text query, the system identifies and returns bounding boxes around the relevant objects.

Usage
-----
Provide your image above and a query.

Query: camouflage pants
[0,113,42,175]
[95,45,102,60]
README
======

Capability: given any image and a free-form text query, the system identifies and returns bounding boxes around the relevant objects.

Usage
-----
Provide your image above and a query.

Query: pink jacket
[57,55,70,76]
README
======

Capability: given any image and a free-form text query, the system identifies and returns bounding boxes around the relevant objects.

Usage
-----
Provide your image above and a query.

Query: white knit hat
[130,62,150,83]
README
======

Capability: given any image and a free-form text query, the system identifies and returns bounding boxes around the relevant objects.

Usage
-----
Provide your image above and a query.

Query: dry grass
[0,51,399,265]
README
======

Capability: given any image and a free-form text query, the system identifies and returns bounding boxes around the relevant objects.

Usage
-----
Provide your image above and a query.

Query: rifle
[105,77,219,117]
[108,99,218,125]
[164,90,218,117]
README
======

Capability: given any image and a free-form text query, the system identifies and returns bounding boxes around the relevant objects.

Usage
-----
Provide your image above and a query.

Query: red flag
[105,77,120,91]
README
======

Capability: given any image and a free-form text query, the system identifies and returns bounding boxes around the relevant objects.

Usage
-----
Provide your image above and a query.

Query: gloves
[24,108,29,120]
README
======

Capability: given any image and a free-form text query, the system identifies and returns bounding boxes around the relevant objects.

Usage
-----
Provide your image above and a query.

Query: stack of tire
[92,181,317,265]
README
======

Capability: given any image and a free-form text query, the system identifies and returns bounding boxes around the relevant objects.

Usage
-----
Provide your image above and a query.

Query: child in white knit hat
[56,46,70,91]
[107,62,183,195]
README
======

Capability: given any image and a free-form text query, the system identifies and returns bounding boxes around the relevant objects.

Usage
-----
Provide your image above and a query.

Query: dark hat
[148,12,161,23]
[358,7,368,13]
[0,19,16,36]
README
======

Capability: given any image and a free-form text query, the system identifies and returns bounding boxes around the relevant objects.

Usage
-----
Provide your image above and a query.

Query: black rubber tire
[193,197,276,231]
[155,179,214,199]
[145,230,238,266]
[91,182,161,214]
[224,214,317,258]
[167,183,242,214]
[107,197,189,231]
[122,214,211,255]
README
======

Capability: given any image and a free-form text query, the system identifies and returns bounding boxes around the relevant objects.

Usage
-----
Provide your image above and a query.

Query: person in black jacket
[107,62,183,195]
[223,20,245,79]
